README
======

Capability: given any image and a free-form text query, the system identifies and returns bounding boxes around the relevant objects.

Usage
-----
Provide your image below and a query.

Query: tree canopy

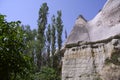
[0,15,31,80]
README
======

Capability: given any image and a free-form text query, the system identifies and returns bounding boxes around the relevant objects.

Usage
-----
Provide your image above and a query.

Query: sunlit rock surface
[62,0,120,80]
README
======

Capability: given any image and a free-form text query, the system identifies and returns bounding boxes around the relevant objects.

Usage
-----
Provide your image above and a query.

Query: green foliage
[51,15,56,68]
[0,14,31,80]
[56,11,63,71]
[22,25,37,63]
[37,67,60,80]
[37,2,49,70]
[46,24,51,67]
[0,3,65,79]
[56,10,63,50]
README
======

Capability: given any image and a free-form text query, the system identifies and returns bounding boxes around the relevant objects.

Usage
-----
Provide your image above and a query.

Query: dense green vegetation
[0,15,32,80]
[0,2,64,80]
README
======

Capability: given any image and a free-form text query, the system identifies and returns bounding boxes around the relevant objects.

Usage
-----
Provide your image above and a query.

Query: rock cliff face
[62,0,120,80]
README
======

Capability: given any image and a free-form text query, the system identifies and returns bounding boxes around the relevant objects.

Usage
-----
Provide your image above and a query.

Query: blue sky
[0,0,106,36]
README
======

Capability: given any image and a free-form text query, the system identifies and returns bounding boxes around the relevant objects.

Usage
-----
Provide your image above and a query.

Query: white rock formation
[62,0,120,80]
[66,0,120,44]
[66,15,89,44]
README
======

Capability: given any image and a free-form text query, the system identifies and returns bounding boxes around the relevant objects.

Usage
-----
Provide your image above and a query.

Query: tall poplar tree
[56,11,63,58]
[37,3,49,70]
[51,15,56,68]
[46,24,51,67]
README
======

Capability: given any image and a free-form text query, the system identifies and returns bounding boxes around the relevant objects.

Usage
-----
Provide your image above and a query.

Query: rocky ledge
[62,34,120,80]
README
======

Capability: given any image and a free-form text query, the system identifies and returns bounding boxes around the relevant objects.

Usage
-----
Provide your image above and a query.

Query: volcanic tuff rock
[62,0,120,80]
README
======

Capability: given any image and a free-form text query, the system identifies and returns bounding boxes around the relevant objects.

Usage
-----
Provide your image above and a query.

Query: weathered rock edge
[65,34,120,48]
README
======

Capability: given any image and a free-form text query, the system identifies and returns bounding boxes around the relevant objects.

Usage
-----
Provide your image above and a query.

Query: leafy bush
[36,67,60,80]
[0,14,31,80]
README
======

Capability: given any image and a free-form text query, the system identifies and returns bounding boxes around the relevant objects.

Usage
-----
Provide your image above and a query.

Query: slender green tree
[46,24,51,67]
[55,11,64,76]
[51,15,56,68]
[37,3,49,70]
[56,10,63,57]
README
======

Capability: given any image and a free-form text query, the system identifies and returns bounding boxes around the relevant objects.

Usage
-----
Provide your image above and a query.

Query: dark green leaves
[0,14,31,80]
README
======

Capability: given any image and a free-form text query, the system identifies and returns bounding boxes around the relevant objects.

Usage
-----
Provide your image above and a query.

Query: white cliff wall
[62,37,120,80]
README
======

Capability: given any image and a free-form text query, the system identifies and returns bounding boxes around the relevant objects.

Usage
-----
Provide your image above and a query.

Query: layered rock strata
[62,35,120,80]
